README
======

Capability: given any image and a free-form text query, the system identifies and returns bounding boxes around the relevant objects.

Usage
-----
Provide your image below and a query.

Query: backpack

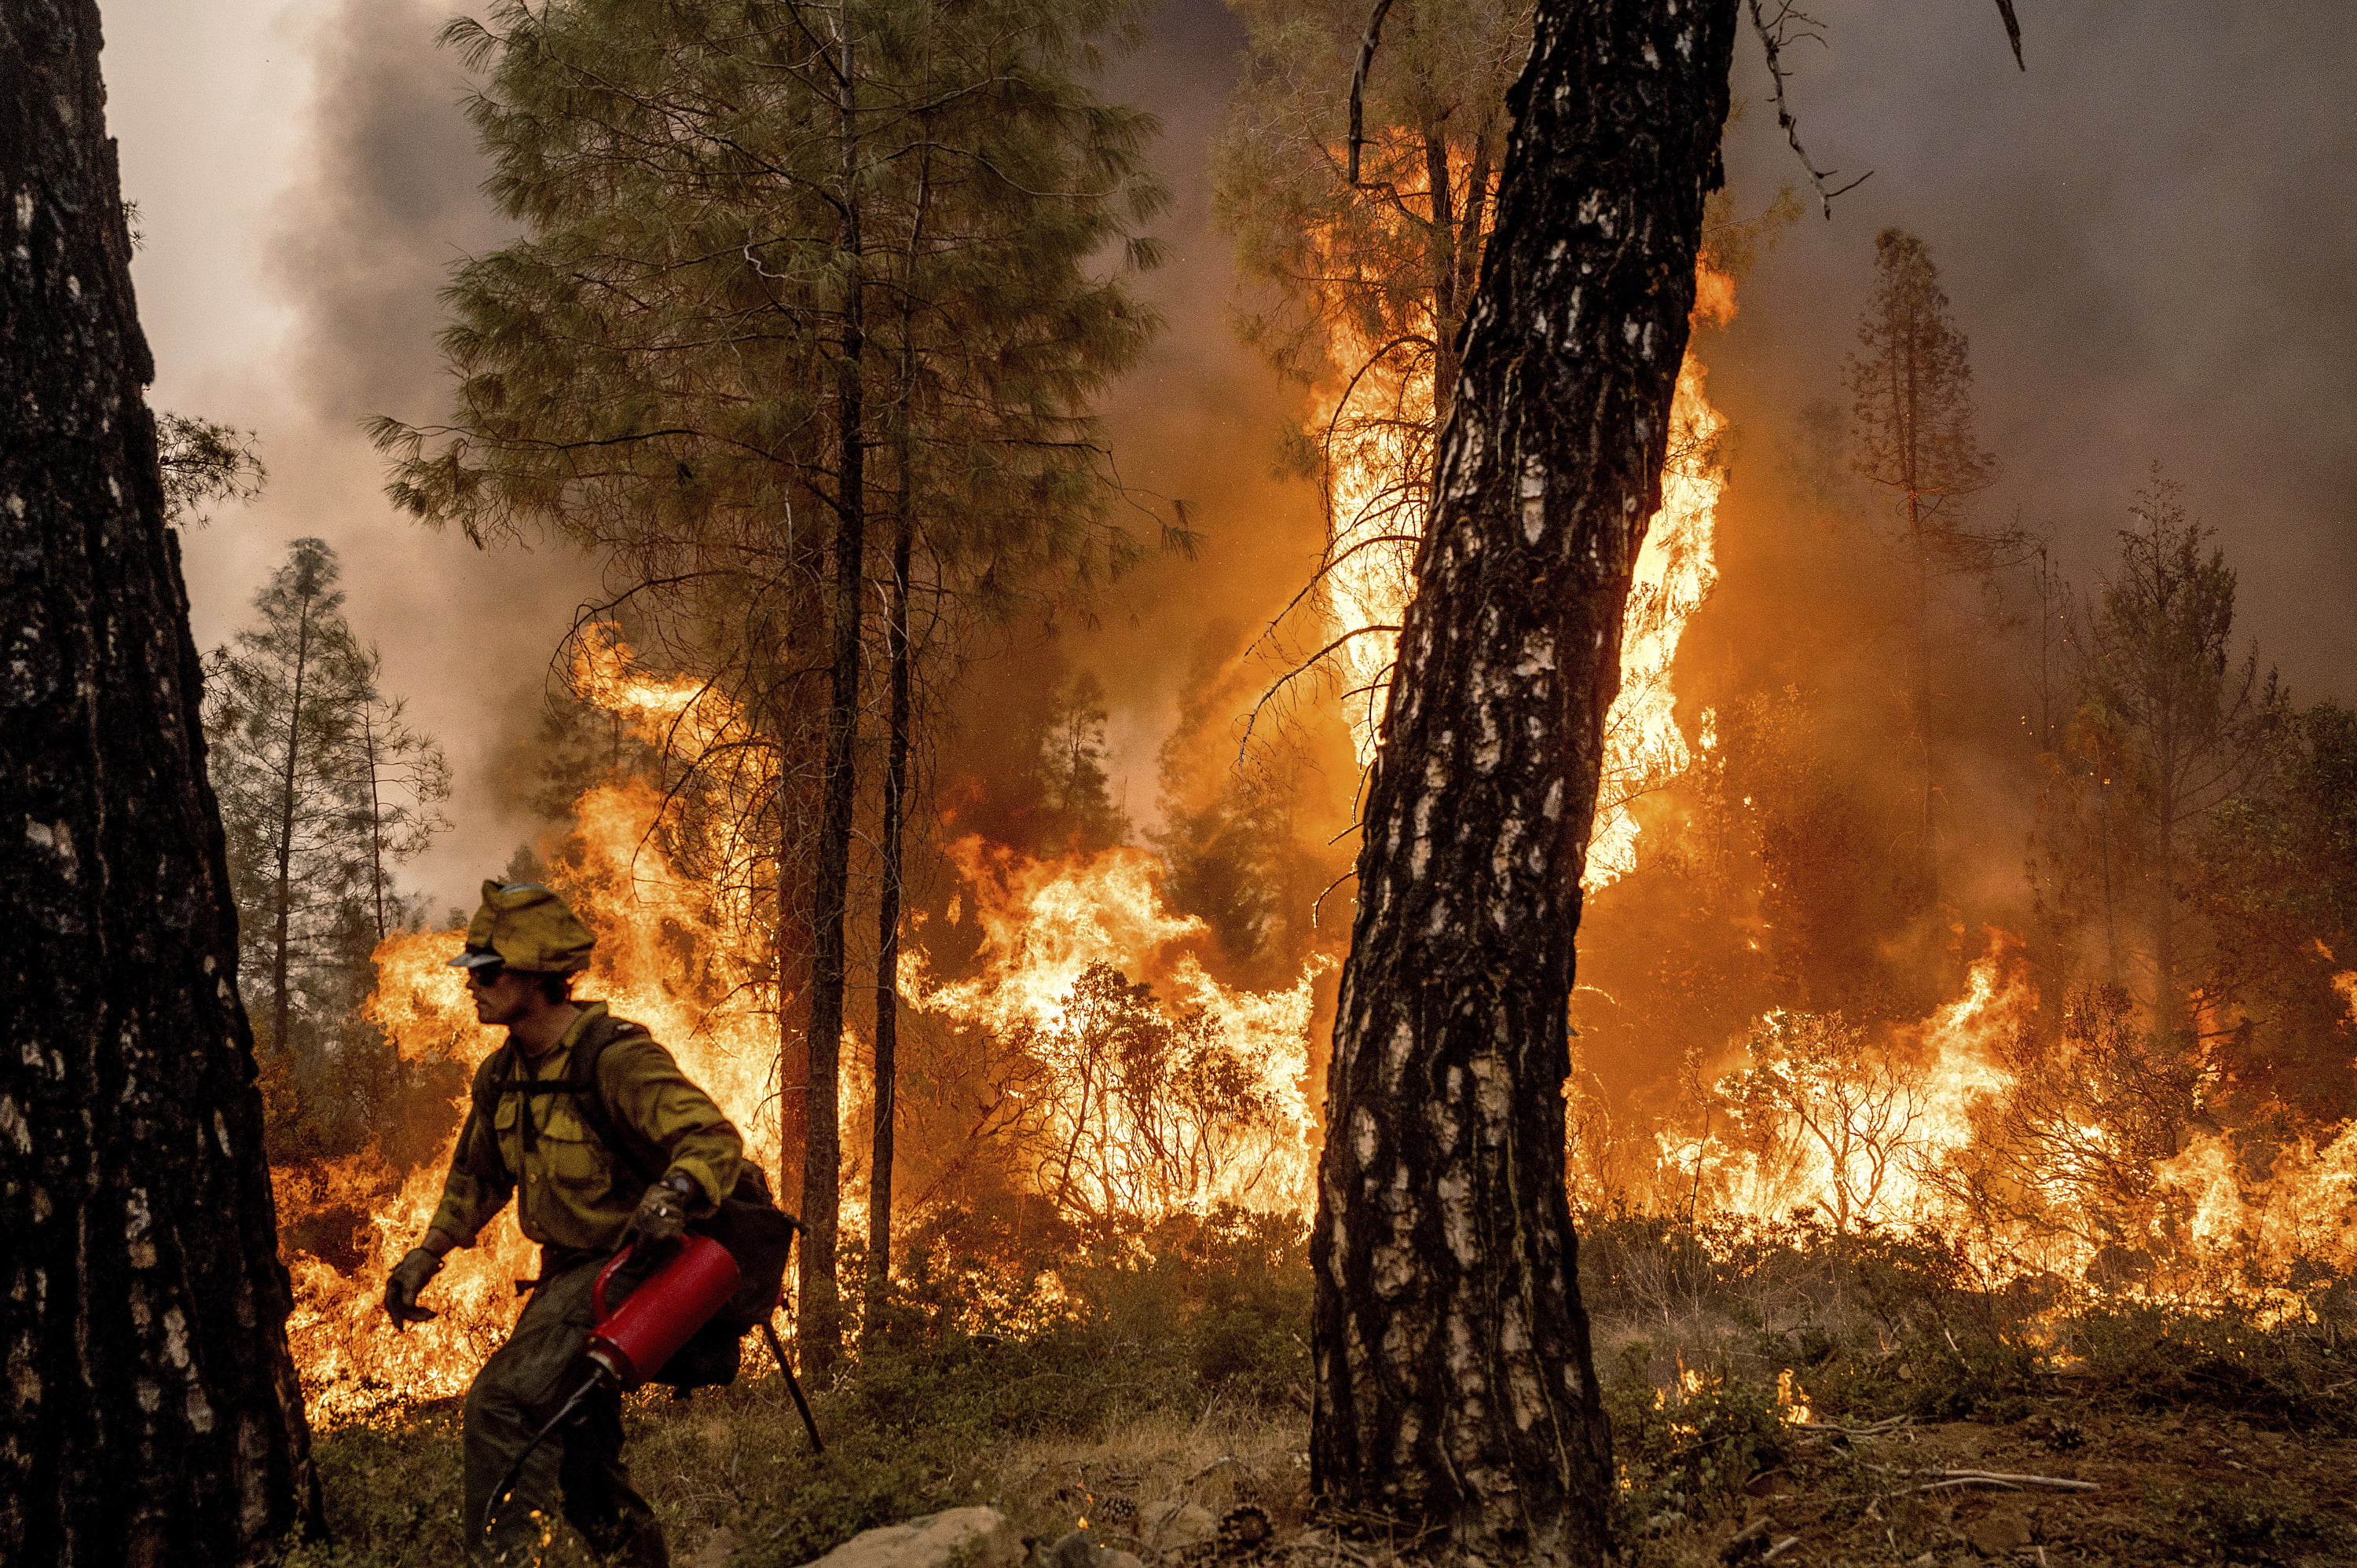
[471,1011,801,1390]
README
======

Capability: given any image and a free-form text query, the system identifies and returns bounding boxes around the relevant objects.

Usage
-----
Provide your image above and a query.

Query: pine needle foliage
[372,0,1171,1372]
[375,0,1169,618]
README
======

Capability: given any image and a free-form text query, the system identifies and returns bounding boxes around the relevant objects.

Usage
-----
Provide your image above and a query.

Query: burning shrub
[1604,1347,1788,1538]
[1009,964,1288,1228]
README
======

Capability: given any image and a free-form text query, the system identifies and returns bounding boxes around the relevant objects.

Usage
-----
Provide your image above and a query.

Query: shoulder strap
[470,1016,664,1189]
[467,1043,519,1184]
[565,1013,663,1189]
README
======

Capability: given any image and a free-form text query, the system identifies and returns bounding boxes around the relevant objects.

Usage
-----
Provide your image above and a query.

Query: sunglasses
[465,962,508,987]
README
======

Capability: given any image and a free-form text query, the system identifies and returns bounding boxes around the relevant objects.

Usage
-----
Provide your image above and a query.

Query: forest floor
[276,1212,2357,1568]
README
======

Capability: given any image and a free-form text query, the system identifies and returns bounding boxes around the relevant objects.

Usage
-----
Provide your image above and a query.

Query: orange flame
[1316,260,1732,891]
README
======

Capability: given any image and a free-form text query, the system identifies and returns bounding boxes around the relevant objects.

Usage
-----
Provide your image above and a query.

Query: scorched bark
[0,2,321,1562]
[1310,1,1738,1561]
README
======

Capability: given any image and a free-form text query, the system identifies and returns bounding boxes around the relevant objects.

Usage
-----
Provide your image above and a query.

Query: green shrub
[1603,1343,1787,1537]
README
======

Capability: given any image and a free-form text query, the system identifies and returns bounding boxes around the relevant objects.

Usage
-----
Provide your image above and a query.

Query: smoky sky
[104,0,2357,914]
[1704,2,2357,702]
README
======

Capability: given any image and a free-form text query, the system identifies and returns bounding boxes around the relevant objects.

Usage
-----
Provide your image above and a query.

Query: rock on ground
[1140,1501,1216,1555]
[794,1508,1026,1568]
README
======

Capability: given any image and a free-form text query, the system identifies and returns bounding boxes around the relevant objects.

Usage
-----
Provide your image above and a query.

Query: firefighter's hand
[626,1177,695,1246]
[383,1247,442,1329]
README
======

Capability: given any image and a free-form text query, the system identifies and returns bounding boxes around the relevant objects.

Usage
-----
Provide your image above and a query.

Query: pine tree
[1844,227,2000,904]
[1311,2,1738,1555]
[1213,0,1527,738]
[1037,672,1130,848]
[376,0,1168,1367]
[2078,473,2282,1043]
[203,539,449,1126]
[2,2,319,1551]
[155,412,264,527]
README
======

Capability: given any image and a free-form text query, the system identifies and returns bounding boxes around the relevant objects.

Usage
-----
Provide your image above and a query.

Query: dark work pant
[462,1256,667,1567]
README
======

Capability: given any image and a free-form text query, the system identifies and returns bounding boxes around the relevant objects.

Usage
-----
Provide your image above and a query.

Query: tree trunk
[0,2,322,1560]
[1310,3,1736,1561]
[270,581,314,1055]
[799,26,863,1373]
[867,500,911,1324]
[361,710,387,943]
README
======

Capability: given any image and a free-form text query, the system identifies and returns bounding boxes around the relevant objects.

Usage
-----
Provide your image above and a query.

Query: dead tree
[1310,1,1738,1559]
[0,1,322,1560]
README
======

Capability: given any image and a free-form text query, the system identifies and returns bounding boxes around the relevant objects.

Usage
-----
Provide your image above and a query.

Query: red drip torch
[587,1235,741,1387]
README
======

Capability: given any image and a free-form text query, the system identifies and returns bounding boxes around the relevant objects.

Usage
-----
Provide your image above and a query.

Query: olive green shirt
[428,1002,743,1254]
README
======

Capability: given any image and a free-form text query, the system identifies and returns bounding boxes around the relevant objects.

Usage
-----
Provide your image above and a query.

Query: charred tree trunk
[0,2,322,1561]
[1310,3,1736,1561]
[800,29,864,1373]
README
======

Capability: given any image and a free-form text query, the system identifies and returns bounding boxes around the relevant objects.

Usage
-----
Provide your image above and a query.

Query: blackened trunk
[0,2,322,1560]
[799,38,863,1373]
[1310,3,1736,1561]
[867,504,911,1322]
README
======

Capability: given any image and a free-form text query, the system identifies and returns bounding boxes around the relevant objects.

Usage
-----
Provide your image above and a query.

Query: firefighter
[382,881,743,1568]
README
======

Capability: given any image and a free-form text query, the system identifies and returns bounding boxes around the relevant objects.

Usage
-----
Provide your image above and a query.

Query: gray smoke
[1713,2,2357,701]
[119,0,2357,921]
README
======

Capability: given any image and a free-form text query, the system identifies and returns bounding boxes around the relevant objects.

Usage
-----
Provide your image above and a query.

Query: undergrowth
[273,1207,2357,1566]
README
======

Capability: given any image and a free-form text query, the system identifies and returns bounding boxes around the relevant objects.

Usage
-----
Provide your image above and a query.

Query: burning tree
[1216,0,1768,889]
[0,1,320,1556]
[1310,2,1739,1558]
[376,0,1170,1366]
[1717,1012,1929,1235]
[1215,0,1527,742]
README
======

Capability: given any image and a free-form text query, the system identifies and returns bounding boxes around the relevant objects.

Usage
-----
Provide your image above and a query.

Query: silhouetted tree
[2079,474,2283,1042]
[155,412,265,527]
[0,2,319,1555]
[1846,227,2000,904]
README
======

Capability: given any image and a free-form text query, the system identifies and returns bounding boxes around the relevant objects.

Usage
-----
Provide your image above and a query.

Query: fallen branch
[1795,1415,1912,1440]
[1877,1467,2099,1497]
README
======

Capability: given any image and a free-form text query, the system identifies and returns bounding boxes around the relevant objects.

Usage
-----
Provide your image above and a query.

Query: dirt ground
[1716,1394,2357,1568]
[975,1387,2357,1568]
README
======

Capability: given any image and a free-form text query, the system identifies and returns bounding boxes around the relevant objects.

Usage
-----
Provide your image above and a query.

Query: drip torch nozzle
[481,1361,615,1540]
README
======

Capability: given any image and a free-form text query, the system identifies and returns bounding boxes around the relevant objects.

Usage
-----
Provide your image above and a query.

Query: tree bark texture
[1310,3,1736,1561]
[0,2,321,1562]
[867,504,912,1320]
[799,42,865,1371]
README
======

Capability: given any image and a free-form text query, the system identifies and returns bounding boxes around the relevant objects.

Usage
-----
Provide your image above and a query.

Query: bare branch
[1995,0,2025,69]
[1745,1,1871,219]
[1345,0,1397,189]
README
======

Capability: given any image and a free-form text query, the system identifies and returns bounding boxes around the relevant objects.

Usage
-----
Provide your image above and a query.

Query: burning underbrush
[1568,937,2357,1333]
[277,695,1329,1421]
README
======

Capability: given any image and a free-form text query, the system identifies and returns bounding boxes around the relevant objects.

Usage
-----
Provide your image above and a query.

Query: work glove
[383,1247,442,1329]
[626,1175,697,1247]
